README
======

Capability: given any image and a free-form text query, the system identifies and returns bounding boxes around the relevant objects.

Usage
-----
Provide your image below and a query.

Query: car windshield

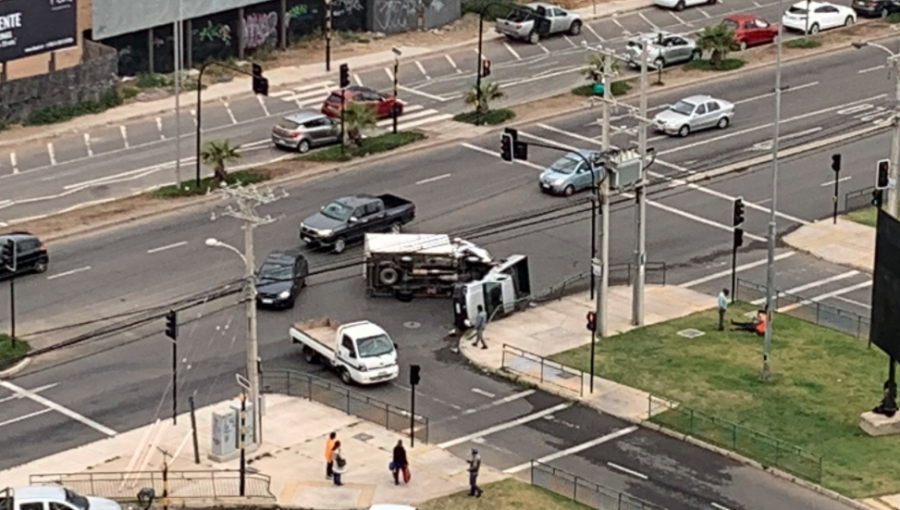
[788,6,808,14]
[356,334,395,358]
[721,19,739,30]
[258,262,293,281]
[670,100,696,116]
[549,156,582,175]
[321,201,353,221]
[65,489,89,510]
[278,118,301,130]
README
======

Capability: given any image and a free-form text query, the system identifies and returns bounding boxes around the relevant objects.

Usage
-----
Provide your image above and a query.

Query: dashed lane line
[438,403,572,448]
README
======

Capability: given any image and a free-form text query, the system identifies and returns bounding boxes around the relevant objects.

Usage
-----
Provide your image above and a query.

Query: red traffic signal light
[876,159,890,190]
[586,311,597,332]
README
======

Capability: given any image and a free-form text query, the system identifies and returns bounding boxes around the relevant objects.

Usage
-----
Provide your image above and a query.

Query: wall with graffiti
[423,0,460,30]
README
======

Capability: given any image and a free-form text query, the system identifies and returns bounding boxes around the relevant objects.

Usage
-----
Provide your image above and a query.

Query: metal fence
[530,262,667,305]
[843,186,875,213]
[648,395,823,483]
[28,470,273,501]
[531,461,667,510]
[501,344,587,396]
[736,279,870,340]
[262,369,429,444]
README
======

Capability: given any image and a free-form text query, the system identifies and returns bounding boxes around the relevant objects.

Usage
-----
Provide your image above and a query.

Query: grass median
[151,170,268,198]
[454,109,516,126]
[302,131,426,163]
[420,479,591,510]
[846,206,878,227]
[550,302,895,498]
[0,334,30,370]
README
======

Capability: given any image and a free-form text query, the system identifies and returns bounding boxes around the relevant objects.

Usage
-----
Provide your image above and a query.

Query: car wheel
[808,23,820,35]
[739,40,748,51]
[390,222,403,234]
[33,261,48,273]
[675,0,685,11]
[303,347,318,364]
[717,116,729,129]
[568,21,582,36]
[882,7,890,17]
[654,57,666,69]
[563,185,575,196]
[332,238,346,254]
[340,369,353,385]
[678,125,691,137]
[297,139,311,154]
[286,298,296,309]
[690,50,701,61]
[707,0,716,5]
[528,31,540,44]
[844,15,854,26]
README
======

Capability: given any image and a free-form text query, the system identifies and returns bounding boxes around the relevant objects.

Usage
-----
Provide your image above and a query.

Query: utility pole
[632,45,648,326]
[212,184,286,443]
[324,0,333,72]
[890,54,900,218]
[173,0,184,186]
[597,51,611,338]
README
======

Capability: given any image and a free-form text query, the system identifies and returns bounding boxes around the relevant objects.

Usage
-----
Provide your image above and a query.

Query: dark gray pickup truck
[299,194,416,253]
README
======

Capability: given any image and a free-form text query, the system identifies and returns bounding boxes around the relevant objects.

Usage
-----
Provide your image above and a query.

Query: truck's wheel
[568,21,582,36]
[395,290,414,302]
[390,222,403,234]
[303,347,318,364]
[528,31,540,44]
[380,267,400,285]
[332,238,346,254]
[340,369,353,385]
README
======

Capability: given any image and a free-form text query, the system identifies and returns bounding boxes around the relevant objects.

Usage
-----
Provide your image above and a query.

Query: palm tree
[341,102,377,147]
[582,52,620,83]
[464,81,505,114]
[696,24,737,68]
[200,139,241,183]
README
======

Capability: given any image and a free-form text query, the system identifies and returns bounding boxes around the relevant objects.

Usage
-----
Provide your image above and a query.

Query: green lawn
[302,131,425,163]
[846,207,878,228]
[550,302,899,498]
[420,479,592,510]
[453,108,516,126]
[0,334,29,370]
[683,58,745,72]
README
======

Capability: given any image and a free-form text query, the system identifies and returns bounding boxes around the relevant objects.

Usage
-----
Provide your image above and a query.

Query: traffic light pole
[632,45,648,327]
[172,326,177,425]
[833,165,840,225]
[890,57,900,218]
[598,52,611,339]
[8,277,14,344]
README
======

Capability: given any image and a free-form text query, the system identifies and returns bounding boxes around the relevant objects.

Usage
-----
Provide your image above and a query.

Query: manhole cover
[353,432,374,442]
[403,321,421,329]
[677,328,705,339]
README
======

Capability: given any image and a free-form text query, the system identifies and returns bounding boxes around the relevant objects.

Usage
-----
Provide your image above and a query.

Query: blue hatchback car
[538,149,604,196]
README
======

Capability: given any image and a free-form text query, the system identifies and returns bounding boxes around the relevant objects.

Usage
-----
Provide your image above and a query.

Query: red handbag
[402,465,411,483]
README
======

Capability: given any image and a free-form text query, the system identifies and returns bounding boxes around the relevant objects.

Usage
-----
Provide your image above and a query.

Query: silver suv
[271,110,341,153]
[625,32,700,69]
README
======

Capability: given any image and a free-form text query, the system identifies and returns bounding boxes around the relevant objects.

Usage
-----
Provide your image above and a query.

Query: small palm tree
[342,102,377,147]
[200,139,241,183]
[582,52,620,83]
[696,24,737,68]
[464,81,505,114]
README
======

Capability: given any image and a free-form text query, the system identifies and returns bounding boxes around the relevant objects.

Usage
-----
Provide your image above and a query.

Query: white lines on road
[585,23,604,41]
[747,127,824,151]
[632,195,767,242]
[0,380,117,436]
[821,176,852,187]
[435,390,536,424]
[0,409,53,428]
[563,35,577,48]
[47,266,92,280]
[859,64,885,74]
[733,81,819,105]
[611,17,629,34]
[120,125,130,148]
[669,11,687,24]
[538,43,551,55]
[222,100,238,124]
[712,503,734,510]
[398,85,452,103]
[471,388,496,398]
[639,12,659,30]
[385,67,395,81]
[84,133,94,157]
[10,151,18,174]
[438,403,571,448]
[751,271,860,305]
[0,383,58,404]
[503,426,638,474]
[607,462,649,480]
[256,95,270,117]
[353,73,363,86]
[415,61,431,80]
[697,7,712,17]
[779,281,873,313]
[47,143,56,166]
[753,0,762,5]
[445,54,462,73]
[416,173,451,185]
[156,117,165,140]
[503,42,523,61]
[147,241,188,254]
[679,252,797,288]
[834,295,871,309]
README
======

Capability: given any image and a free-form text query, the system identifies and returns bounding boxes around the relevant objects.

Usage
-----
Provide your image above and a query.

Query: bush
[684,58,745,71]
[135,72,172,89]
[151,170,267,198]
[0,334,30,369]
[303,131,426,162]
[785,37,822,49]
[0,121,8,131]
[462,0,517,20]
[571,80,632,97]
[887,12,900,23]
[454,108,516,126]
[25,91,123,126]
[121,86,140,99]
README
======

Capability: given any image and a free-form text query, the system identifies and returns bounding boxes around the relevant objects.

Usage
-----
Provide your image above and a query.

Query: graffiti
[423,0,445,11]
[243,11,278,50]
[197,20,232,44]
[374,0,417,33]
[287,4,310,20]
[332,0,364,17]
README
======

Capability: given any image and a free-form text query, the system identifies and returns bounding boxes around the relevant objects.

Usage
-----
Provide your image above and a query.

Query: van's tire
[303,347,319,364]
[332,237,347,254]
[568,21,582,36]
[379,266,400,286]
[528,31,540,44]
[675,0,685,11]
[390,222,403,234]
[340,368,353,385]
[395,290,414,302]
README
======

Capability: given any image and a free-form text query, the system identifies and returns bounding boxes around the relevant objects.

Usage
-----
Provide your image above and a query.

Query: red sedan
[321,86,404,120]
[721,14,779,51]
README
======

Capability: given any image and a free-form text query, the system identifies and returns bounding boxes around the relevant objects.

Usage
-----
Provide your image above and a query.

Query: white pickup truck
[1,486,121,510]
[290,318,399,385]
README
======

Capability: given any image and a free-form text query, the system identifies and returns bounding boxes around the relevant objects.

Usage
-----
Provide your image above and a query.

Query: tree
[341,102,377,147]
[200,139,241,183]
[464,81,505,114]
[582,52,620,83]
[696,24,737,67]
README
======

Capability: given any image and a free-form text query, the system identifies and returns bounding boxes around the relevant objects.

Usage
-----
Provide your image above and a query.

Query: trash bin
[593,82,605,95]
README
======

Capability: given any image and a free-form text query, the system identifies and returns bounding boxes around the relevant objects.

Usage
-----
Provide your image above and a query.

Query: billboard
[93,0,279,40]
[870,209,900,360]
[0,0,77,63]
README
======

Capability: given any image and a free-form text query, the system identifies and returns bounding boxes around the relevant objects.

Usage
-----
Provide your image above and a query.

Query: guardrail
[530,460,667,510]
[28,470,273,501]
[649,395,823,483]
[736,279,870,340]
[843,186,875,213]
[531,262,668,305]
[501,344,587,396]
[262,369,428,444]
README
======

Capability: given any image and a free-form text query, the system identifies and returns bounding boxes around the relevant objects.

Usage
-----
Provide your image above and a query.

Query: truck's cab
[291,318,399,385]
[453,255,531,329]
[1,487,121,510]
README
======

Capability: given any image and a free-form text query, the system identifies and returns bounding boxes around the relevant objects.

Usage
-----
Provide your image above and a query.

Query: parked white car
[781,1,856,34]
[654,0,715,12]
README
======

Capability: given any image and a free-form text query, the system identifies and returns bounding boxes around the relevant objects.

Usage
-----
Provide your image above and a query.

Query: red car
[721,14,779,51]
[321,86,404,120]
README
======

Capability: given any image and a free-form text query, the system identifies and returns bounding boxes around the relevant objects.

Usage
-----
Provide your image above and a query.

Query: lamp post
[851,40,900,219]
[475,2,507,112]
[392,47,402,134]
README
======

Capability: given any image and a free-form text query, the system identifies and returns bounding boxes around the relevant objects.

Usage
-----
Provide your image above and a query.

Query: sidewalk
[461,285,714,421]
[783,218,875,273]
[0,394,504,509]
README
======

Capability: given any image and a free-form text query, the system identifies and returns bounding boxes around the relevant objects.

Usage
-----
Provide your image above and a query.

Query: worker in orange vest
[325,432,337,479]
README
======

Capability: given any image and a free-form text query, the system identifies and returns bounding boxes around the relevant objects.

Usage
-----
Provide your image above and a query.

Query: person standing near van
[472,305,488,349]
[332,441,346,486]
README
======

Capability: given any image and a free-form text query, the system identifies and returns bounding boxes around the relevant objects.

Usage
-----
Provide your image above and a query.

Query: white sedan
[652,95,735,137]
[781,1,856,34]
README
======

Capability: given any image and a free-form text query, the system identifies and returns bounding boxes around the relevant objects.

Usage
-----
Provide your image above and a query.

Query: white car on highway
[652,95,734,137]
[781,1,856,34]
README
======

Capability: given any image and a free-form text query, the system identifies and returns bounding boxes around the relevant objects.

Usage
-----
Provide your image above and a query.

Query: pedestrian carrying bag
[389,461,395,471]
[337,456,347,468]
[402,466,411,483]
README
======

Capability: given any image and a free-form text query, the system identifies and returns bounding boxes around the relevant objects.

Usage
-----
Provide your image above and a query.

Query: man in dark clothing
[392,440,408,485]
[467,448,483,497]
[472,305,488,349]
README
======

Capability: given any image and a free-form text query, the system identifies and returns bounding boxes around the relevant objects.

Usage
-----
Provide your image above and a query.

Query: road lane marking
[256,96,270,118]
[147,241,188,254]
[436,390,538,424]
[538,43,551,55]
[585,23,604,41]
[838,104,874,116]
[353,73,363,86]
[223,100,238,124]
[563,35,577,48]
[747,127,824,151]
[0,380,117,436]
[385,67,395,81]
[712,503,733,510]
[639,12,659,30]
[669,11,687,24]
[859,65,885,74]
[47,266,92,280]
[84,133,94,157]
[753,0,762,5]
[397,114,452,130]
[503,42,522,61]
[0,383,58,405]
[751,271,860,305]
[120,125,129,148]
[821,176,851,187]
[503,426,639,474]
[471,388,496,398]
[47,143,56,166]
[416,173,451,185]
[156,117,165,140]
[733,81,819,105]
[834,295,871,309]
[10,151,18,174]
[398,85,452,102]
[779,281,872,313]
[438,402,571,448]
[680,252,796,288]
[625,193,767,242]
[0,409,53,428]
[415,60,432,80]
[697,7,712,17]
[608,462,649,479]
[445,54,462,73]
[611,17,628,33]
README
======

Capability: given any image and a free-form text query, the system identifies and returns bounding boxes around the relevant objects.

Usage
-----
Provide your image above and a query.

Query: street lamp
[851,40,900,219]
[205,236,260,443]
[474,2,508,113]
[392,47,402,135]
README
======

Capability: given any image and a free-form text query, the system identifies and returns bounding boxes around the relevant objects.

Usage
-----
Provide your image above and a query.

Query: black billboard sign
[870,209,900,360]
[0,0,77,63]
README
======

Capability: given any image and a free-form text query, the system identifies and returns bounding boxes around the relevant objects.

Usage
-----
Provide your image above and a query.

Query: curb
[781,220,875,276]
[0,357,31,379]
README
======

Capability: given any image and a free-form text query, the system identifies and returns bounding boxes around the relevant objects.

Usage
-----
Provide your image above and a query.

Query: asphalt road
[0,0,878,224]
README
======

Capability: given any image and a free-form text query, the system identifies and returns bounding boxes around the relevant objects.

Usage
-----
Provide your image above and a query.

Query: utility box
[608,149,643,191]
[208,399,259,462]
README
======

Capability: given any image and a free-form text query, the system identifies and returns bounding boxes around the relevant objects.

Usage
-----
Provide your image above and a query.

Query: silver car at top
[495,2,583,44]
[652,95,735,137]
[625,31,700,69]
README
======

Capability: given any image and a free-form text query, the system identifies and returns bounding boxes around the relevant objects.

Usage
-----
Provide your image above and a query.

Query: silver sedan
[652,95,735,137]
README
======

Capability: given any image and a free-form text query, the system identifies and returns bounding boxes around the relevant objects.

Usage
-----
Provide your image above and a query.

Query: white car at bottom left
[2,486,122,510]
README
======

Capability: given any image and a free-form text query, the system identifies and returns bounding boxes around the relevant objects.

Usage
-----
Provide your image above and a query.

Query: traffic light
[586,311,597,332]
[165,310,178,340]
[1,239,14,272]
[339,63,350,89]
[734,228,744,249]
[873,189,885,208]
[877,159,890,190]
[500,132,513,162]
[481,58,491,78]
[409,364,421,386]
[831,154,841,173]
[251,63,269,96]
[732,197,745,227]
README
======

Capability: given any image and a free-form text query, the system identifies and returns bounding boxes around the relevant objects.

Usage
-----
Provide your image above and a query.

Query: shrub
[26,91,123,126]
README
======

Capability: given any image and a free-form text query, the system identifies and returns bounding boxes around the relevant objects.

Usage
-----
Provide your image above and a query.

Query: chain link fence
[262,369,428,444]
[531,461,667,510]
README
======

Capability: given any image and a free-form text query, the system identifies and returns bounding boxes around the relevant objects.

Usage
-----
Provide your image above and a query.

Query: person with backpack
[391,440,409,485]
[332,441,346,486]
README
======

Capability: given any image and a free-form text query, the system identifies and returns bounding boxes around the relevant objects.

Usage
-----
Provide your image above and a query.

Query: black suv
[255,249,309,309]
[853,0,900,17]
[0,232,49,280]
